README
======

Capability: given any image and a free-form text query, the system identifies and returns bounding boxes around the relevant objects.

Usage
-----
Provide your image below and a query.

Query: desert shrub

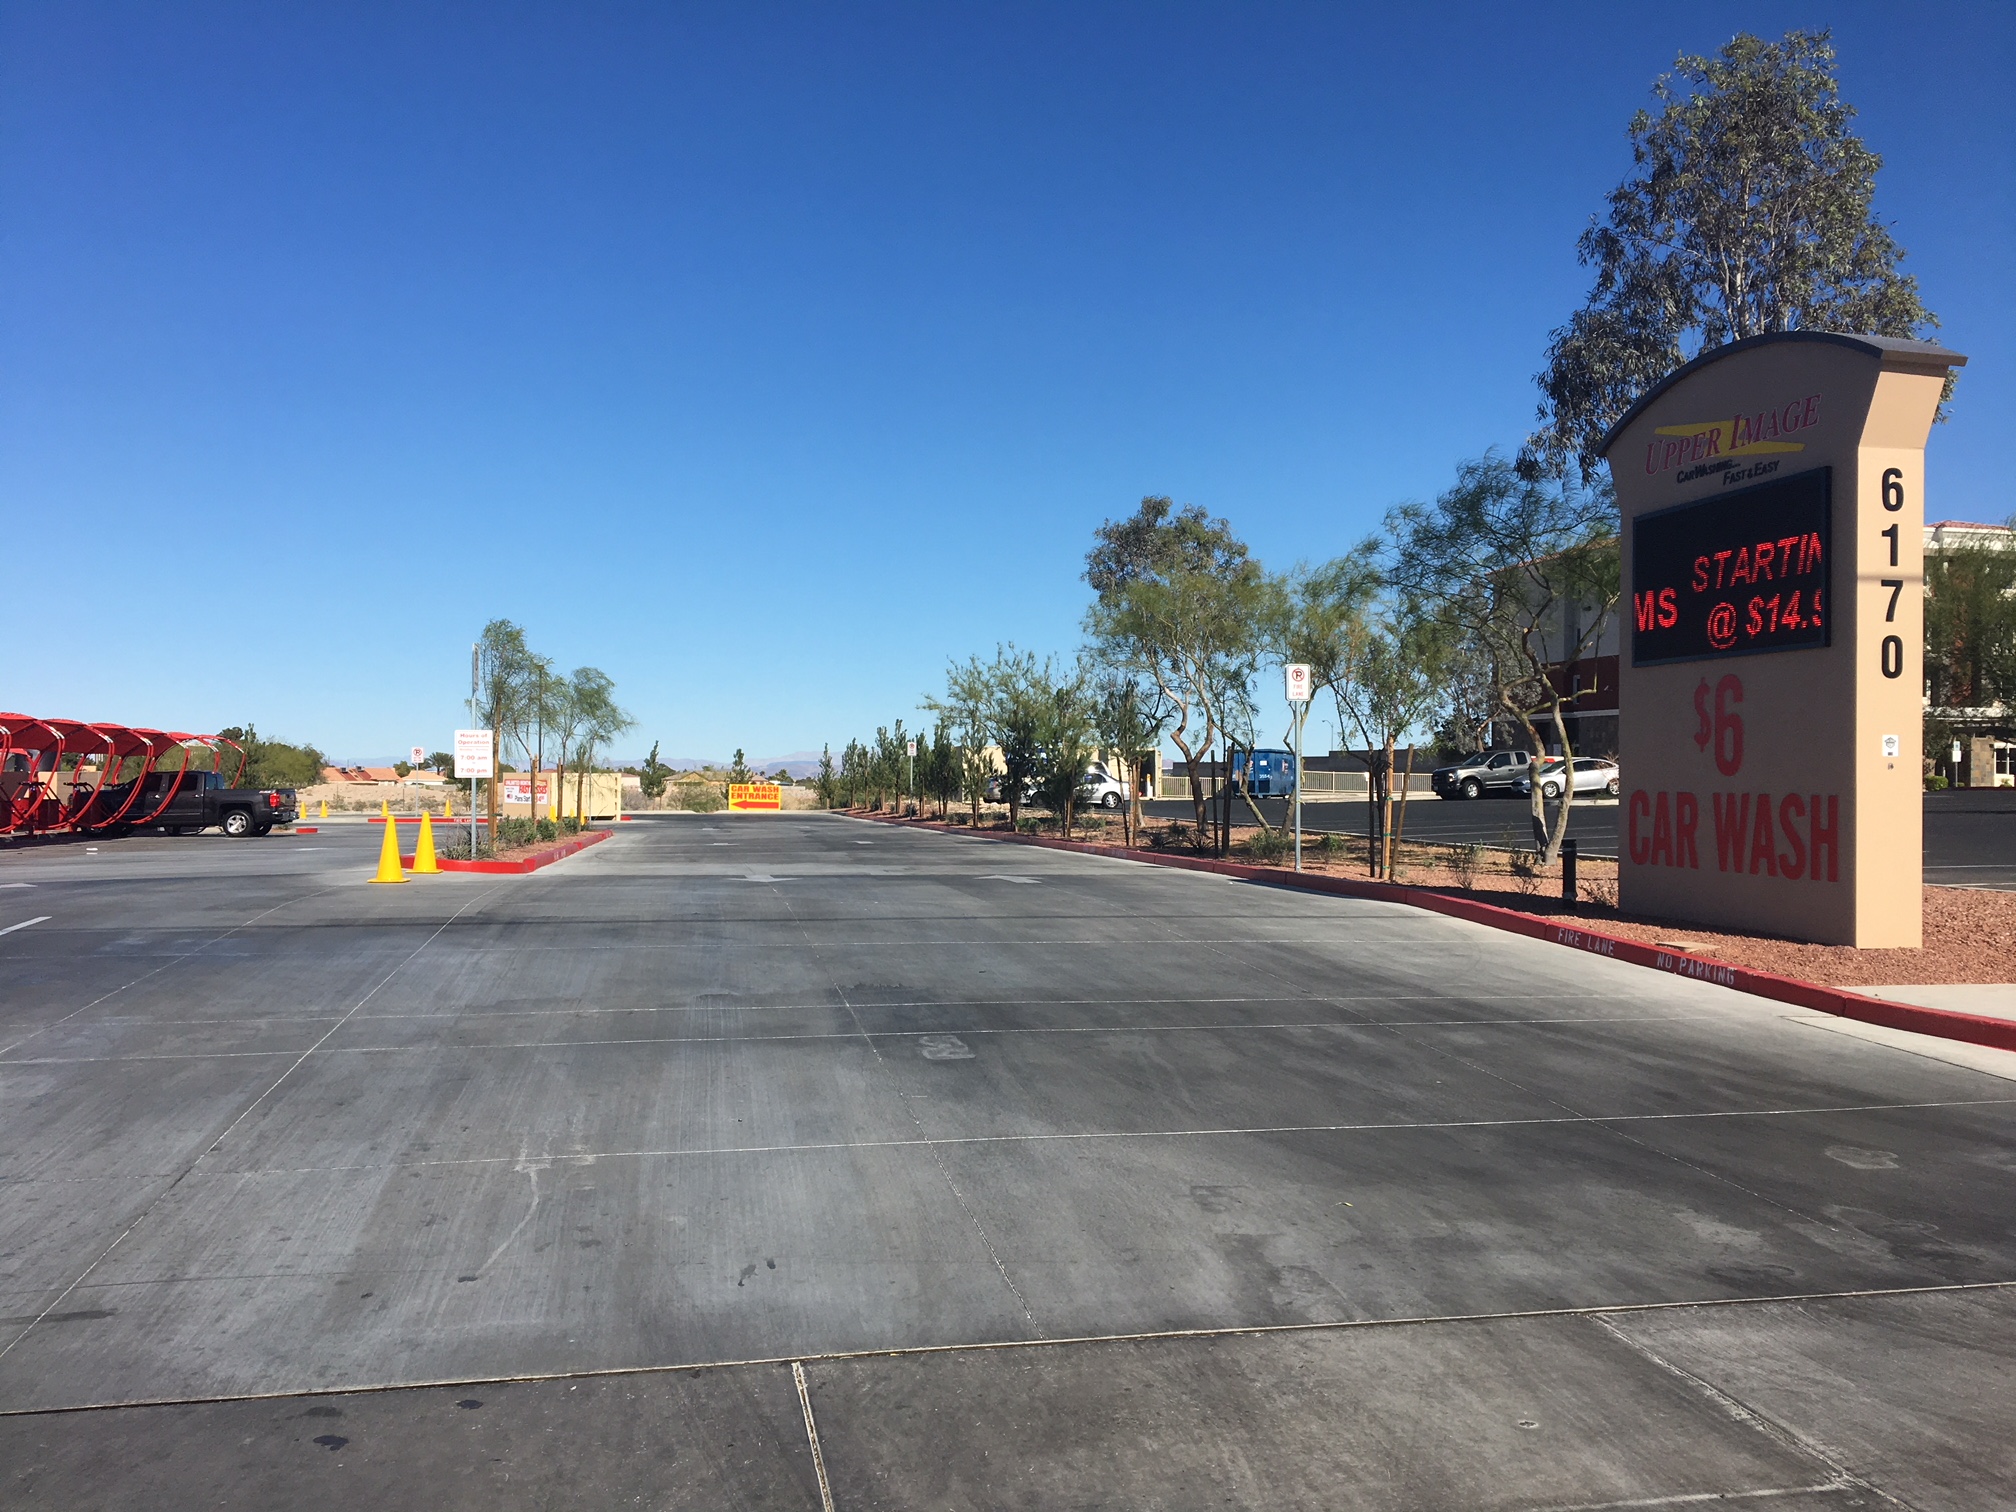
[675,782,725,813]
[1583,874,1619,908]
[1924,774,1949,791]
[1244,827,1291,862]
[1451,844,1483,890]
[1316,832,1348,860]
[1509,849,1544,895]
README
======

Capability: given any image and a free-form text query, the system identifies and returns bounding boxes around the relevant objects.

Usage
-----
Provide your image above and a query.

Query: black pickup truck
[126,770,298,836]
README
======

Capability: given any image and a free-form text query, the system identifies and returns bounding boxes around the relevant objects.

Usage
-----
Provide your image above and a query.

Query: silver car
[1515,757,1621,800]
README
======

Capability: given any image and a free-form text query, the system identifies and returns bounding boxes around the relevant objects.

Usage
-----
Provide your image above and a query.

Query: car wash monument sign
[1601,332,1966,948]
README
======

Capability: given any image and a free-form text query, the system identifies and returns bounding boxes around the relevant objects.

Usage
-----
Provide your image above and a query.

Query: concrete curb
[398,828,612,875]
[858,813,2016,1056]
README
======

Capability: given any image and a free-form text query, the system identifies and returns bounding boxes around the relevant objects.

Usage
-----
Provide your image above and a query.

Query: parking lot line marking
[0,882,506,1368]
[0,1013,1745,1064]
[0,887,346,1059]
[199,1092,2016,1176]
[0,916,51,937]
[792,1361,837,1512]
[38,994,1641,1028]
[1586,1314,1882,1507]
[5,1278,2010,1418]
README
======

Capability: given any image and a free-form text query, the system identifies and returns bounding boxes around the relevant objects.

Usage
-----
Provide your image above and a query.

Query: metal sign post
[455,725,492,857]
[1285,664,1311,872]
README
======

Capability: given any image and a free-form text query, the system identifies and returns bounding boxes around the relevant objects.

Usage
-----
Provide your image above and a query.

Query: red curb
[857,813,2016,1056]
[369,815,483,824]
[293,827,318,834]
[396,828,612,875]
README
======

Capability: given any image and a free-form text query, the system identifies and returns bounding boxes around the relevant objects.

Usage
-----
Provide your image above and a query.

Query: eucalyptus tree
[475,619,538,830]
[1525,30,1945,482]
[564,668,632,824]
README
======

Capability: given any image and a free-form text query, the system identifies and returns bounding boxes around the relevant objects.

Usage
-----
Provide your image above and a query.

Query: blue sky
[3,3,2009,762]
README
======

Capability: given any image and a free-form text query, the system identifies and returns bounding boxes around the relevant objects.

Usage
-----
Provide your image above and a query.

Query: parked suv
[1514,757,1622,800]
[1430,750,1533,800]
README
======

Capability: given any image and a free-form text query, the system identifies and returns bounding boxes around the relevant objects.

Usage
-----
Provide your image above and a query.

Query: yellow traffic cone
[380,798,391,818]
[369,811,408,884]
[443,796,452,819]
[319,799,327,818]
[412,809,441,874]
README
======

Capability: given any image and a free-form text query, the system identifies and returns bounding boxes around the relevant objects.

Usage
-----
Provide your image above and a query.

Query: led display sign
[1630,468,1831,666]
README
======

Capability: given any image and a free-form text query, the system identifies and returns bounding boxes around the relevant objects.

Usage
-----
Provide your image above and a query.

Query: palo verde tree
[1026,667,1099,839]
[1332,606,1455,878]
[931,644,1054,829]
[1387,455,1620,863]
[1084,497,1271,840]
[1086,663,1172,848]
[1525,30,1945,482]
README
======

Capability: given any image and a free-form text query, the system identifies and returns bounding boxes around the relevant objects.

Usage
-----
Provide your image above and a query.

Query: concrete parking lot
[2,815,2012,1509]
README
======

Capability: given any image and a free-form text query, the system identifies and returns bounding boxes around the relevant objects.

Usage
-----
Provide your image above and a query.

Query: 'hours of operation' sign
[1631,468,1831,665]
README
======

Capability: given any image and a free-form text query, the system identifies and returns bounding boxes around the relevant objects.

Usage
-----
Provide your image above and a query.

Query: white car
[1082,766,1131,809]
[1515,757,1621,800]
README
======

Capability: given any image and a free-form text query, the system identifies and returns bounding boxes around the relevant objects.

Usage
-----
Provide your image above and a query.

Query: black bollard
[1562,838,1578,912]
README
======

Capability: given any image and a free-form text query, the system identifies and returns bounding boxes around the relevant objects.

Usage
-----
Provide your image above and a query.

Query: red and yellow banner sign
[728,783,782,811]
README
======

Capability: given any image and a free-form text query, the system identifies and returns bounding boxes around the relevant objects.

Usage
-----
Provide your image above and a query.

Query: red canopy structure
[0,713,246,837]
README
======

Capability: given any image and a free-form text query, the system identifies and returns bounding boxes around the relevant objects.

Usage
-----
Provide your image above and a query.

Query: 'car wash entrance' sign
[1600,332,1965,947]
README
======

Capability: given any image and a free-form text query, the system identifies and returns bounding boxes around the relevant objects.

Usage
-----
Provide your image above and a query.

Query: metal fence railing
[1159,771,1432,802]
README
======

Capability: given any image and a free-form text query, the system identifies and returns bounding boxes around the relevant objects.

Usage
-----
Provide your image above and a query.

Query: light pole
[1285,664,1311,872]
[468,643,480,858]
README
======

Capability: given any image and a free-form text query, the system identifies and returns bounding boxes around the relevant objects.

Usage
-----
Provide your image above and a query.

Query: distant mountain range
[331,751,830,778]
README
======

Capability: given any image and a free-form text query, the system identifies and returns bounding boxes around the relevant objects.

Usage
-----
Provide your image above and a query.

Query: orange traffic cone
[369,811,407,884]
[412,809,441,874]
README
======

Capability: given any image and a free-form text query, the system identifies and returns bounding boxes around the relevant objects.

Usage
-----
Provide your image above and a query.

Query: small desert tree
[639,741,671,801]
[1387,456,1619,863]
[1084,497,1273,841]
[1027,670,1099,839]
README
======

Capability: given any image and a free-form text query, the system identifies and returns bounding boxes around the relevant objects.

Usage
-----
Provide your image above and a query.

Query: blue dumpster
[1235,749,1297,797]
